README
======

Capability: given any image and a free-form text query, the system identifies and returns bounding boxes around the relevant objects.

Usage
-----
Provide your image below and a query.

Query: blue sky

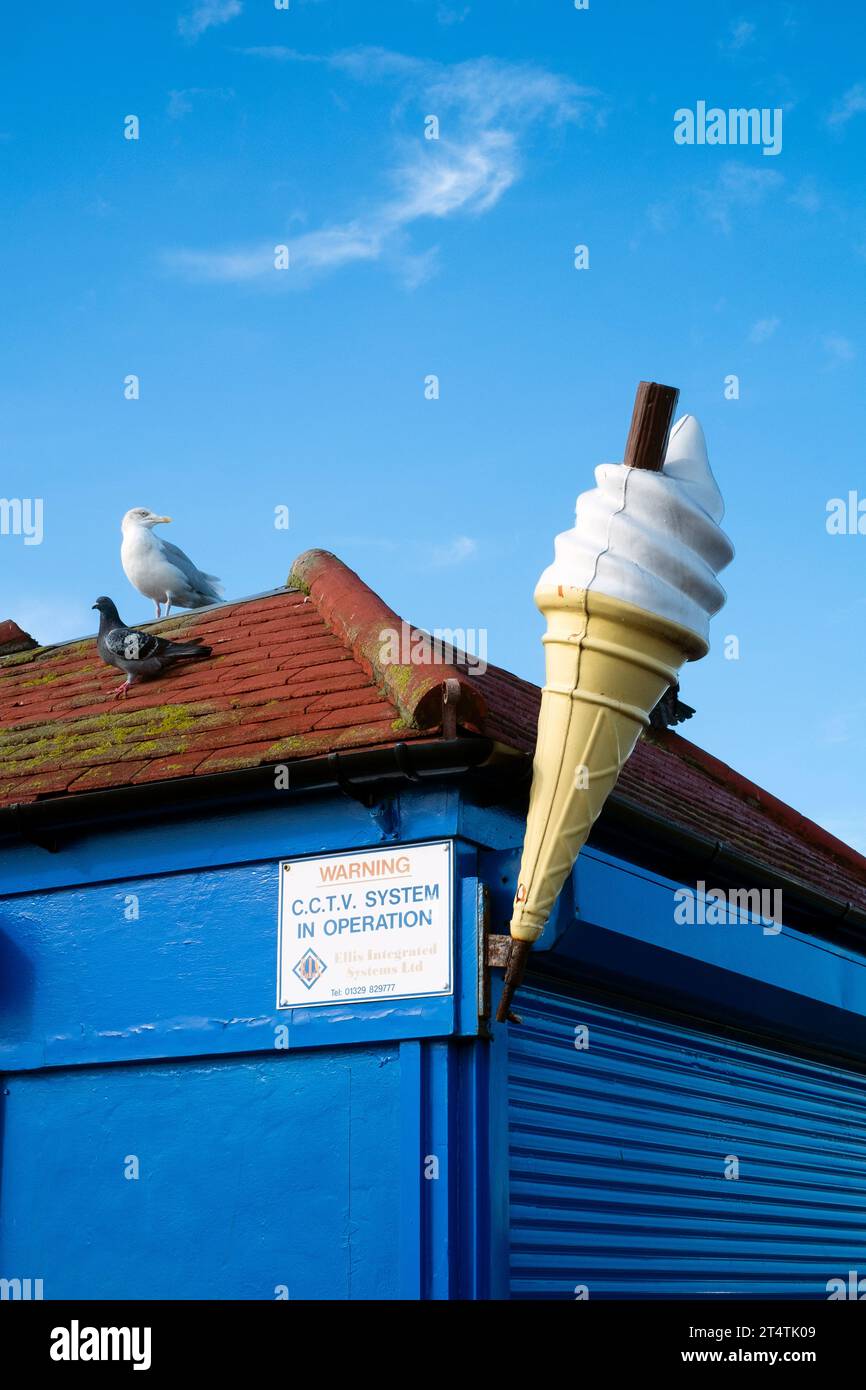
[1,1,865,847]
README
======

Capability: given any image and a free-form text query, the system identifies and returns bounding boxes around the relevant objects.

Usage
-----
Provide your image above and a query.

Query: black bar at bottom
[2,1297,861,1375]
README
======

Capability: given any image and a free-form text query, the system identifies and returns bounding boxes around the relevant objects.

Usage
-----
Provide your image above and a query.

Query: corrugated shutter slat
[509,986,866,1299]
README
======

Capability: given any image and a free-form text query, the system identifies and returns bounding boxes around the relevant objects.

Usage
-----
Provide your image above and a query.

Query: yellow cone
[510,583,707,943]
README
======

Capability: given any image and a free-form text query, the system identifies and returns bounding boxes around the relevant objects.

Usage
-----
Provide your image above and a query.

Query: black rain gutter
[594,792,866,939]
[0,737,495,850]
[2,737,865,940]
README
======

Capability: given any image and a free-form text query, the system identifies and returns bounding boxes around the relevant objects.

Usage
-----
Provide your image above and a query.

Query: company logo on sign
[293,948,327,990]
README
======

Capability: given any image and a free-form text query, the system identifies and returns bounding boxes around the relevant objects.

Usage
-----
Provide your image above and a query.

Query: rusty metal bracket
[442,677,462,740]
[482,924,527,1026]
[477,878,518,1027]
[486,933,512,968]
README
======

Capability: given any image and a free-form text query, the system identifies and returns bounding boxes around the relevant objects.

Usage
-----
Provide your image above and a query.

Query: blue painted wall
[0,787,504,1299]
[1,1047,402,1300]
[3,780,866,1299]
[0,790,483,1072]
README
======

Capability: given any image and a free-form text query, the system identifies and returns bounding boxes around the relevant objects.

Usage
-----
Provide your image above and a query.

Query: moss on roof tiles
[286,567,311,596]
[0,771,69,799]
[0,639,92,672]
[0,701,223,776]
[266,734,307,759]
[382,663,414,700]
[0,648,45,669]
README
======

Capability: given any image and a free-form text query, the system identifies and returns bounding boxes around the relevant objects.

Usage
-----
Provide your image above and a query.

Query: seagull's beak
[154,515,172,525]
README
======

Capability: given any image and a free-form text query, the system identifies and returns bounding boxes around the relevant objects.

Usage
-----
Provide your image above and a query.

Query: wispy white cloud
[178,0,242,42]
[437,4,471,24]
[782,5,801,33]
[430,535,477,567]
[720,18,756,53]
[788,177,821,212]
[325,532,478,570]
[826,83,866,130]
[169,222,387,283]
[167,87,234,119]
[165,47,598,286]
[819,713,856,747]
[749,316,780,343]
[167,91,194,119]
[822,333,855,366]
[646,200,676,234]
[698,162,783,233]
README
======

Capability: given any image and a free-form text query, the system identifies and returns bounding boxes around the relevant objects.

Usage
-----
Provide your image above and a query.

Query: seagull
[120,507,224,619]
[93,596,212,699]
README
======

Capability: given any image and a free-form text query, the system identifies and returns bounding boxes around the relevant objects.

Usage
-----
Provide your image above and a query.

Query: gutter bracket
[326,751,376,808]
[326,750,401,838]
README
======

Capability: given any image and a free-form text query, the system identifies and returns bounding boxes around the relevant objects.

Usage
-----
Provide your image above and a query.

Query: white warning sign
[276,840,454,1010]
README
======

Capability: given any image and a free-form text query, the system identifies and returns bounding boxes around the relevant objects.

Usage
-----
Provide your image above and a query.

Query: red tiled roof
[0,619,37,656]
[467,661,866,910]
[622,734,866,909]
[2,549,865,911]
[0,551,485,809]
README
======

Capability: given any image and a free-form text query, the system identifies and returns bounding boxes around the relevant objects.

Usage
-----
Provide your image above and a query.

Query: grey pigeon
[121,507,224,618]
[93,596,212,699]
[649,681,696,730]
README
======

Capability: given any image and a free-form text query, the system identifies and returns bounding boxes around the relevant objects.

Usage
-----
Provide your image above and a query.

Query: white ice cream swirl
[538,414,734,644]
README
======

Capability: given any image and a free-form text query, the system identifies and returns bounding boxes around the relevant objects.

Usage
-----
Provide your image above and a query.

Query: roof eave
[3,735,864,943]
[0,735,496,849]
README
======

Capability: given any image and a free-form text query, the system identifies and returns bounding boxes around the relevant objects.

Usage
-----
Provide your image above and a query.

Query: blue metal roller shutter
[509,984,866,1298]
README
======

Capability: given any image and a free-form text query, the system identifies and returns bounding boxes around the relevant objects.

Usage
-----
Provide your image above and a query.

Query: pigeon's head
[92,596,121,620]
[121,507,172,533]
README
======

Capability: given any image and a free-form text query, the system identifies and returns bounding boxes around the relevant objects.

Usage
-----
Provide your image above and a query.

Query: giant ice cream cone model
[498,383,734,1022]
[509,586,707,943]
